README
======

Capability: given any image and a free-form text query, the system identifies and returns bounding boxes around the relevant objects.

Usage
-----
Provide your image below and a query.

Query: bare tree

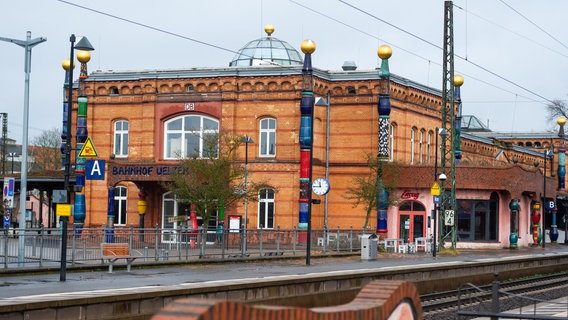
[343,152,400,229]
[546,98,568,124]
[164,132,273,248]
[29,127,62,172]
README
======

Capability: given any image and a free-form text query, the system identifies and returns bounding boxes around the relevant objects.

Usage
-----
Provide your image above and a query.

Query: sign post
[430,182,440,258]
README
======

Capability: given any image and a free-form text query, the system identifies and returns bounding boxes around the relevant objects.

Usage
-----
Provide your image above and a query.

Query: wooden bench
[101,243,137,273]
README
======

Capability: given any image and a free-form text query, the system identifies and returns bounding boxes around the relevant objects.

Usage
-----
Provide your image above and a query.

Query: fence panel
[0,226,369,269]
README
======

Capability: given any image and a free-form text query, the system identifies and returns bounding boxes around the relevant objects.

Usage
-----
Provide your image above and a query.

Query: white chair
[414,237,431,253]
[384,238,398,252]
[397,244,408,254]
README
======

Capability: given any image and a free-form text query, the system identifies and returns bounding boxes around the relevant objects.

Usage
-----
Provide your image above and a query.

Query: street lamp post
[542,148,552,249]
[432,128,447,258]
[314,94,331,232]
[555,116,567,244]
[8,153,17,174]
[241,135,253,256]
[60,34,94,282]
[0,31,46,267]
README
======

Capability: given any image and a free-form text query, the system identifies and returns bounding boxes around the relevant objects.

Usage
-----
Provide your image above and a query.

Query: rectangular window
[258,189,275,228]
[456,199,497,241]
[113,186,127,225]
[260,118,276,157]
[113,120,129,157]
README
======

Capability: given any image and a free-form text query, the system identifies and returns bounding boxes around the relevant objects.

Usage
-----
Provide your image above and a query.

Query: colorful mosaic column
[73,50,91,235]
[137,189,147,242]
[453,75,464,164]
[551,116,567,243]
[531,201,541,245]
[106,186,115,242]
[61,60,72,171]
[509,199,519,249]
[377,45,392,234]
[298,40,316,243]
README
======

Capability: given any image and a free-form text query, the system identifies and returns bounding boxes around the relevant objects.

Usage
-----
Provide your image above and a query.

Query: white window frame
[113,186,127,226]
[113,120,129,158]
[389,123,396,162]
[164,115,219,159]
[410,127,416,164]
[427,131,432,164]
[259,118,276,157]
[258,189,275,229]
[419,129,424,164]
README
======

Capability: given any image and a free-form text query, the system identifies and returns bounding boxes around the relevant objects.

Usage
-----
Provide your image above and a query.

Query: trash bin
[361,234,378,260]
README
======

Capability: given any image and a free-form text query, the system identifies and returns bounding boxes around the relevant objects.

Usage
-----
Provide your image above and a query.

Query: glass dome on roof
[229,25,303,67]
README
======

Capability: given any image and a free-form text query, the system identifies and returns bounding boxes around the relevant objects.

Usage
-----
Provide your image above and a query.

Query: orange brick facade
[69,63,560,248]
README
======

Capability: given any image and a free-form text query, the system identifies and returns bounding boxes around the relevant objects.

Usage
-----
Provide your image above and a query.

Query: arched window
[113,186,127,225]
[427,130,433,164]
[389,123,397,162]
[419,129,425,164]
[410,127,417,164]
[259,118,276,157]
[109,87,119,95]
[164,115,219,159]
[113,120,129,158]
[258,189,275,228]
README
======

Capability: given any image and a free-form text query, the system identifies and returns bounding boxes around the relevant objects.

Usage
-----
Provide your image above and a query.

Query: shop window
[259,118,276,157]
[456,193,499,241]
[113,120,129,158]
[258,189,275,228]
[164,115,219,159]
[113,186,127,225]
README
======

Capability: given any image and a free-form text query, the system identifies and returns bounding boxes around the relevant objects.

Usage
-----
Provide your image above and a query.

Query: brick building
[69,27,563,249]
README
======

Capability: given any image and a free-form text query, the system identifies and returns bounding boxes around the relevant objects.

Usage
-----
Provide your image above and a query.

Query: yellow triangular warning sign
[78,137,98,158]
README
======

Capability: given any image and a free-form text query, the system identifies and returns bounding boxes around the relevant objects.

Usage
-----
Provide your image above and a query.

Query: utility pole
[439,1,457,250]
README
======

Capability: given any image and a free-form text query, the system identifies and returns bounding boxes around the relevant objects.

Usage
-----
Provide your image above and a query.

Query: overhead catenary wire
[335,0,556,105]
[290,0,544,104]
[498,0,568,51]
[57,0,555,107]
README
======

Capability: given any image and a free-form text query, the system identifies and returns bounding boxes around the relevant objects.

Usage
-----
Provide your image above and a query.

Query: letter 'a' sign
[86,160,105,180]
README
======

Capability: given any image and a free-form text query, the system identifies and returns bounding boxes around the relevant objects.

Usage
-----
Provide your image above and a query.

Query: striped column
[73,50,91,235]
[377,45,392,233]
[298,40,316,242]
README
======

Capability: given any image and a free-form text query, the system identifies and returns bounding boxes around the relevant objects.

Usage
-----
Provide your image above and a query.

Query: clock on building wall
[312,178,330,196]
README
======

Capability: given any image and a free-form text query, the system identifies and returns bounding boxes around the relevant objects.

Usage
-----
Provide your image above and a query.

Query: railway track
[421,271,568,319]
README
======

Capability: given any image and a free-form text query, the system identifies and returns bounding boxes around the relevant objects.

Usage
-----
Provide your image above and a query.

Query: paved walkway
[1,244,567,300]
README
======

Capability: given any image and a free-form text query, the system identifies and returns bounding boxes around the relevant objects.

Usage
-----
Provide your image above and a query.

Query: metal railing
[0,226,371,269]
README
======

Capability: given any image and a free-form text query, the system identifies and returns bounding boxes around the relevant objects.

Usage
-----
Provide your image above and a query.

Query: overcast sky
[2,0,567,144]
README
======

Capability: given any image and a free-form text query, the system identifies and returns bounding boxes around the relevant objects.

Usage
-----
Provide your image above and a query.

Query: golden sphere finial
[300,39,316,54]
[377,45,392,59]
[76,50,91,63]
[557,116,567,126]
[264,24,275,36]
[61,58,75,71]
[454,74,465,87]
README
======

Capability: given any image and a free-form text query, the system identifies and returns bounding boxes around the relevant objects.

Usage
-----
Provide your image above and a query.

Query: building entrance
[398,201,426,243]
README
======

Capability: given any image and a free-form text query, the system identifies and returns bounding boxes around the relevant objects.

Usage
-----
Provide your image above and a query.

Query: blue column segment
[454,84,462,163]
[61,70,70,170]
[376,47,392,233]
[106,186,115,243]
[298,43,314,233]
